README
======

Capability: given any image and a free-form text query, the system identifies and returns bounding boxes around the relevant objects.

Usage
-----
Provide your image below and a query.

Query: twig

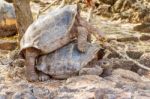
[87,7,93,22]
[104,42,150,71]
[36,0,59,19]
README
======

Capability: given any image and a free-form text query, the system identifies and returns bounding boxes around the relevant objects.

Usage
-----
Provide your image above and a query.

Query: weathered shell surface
[20,5,77,54]
[36,42,100,79]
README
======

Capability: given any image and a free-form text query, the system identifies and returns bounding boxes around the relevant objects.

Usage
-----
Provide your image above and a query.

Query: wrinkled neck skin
[69,12,81,39]
[77,13,105,40]
[69,11,90,40]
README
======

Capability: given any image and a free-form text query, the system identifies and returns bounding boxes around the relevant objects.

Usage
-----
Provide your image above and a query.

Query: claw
[38,72,50,81]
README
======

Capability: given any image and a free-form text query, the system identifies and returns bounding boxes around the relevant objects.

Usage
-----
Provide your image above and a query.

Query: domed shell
[20,5,77,54]
[36,42,100,79]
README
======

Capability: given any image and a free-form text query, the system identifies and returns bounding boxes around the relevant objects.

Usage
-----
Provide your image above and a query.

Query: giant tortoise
[20,4,104,81]
[36,42,102,81]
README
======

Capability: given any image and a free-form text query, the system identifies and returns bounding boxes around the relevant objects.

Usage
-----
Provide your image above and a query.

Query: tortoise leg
[25,48,39,82]
[77,27,88,52]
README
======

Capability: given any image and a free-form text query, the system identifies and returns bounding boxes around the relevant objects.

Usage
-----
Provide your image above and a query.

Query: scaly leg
[25,48,39,82]
[77,26,88,52]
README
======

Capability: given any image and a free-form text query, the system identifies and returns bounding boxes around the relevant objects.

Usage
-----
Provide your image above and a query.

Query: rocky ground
[0,17,150,98]
[0,0,150,99]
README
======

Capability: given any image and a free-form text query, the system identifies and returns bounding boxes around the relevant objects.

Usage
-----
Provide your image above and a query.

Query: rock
[0,58,12,65]
[126,50,143,59]
[0,0,15,21]
[79,66,103,76]
[136,82,150,90]
[133,96,150,99]
[100,58,135,70]
[112,69,142,82]
[95,88,132,99]
[134,23,150,33]
[8,66,25,80]
[32,87,50,98]
[24,94,36,99]
[139,53,150,67]
[105,75,131,84]
[140,34,150,41]
[4,0,13,3]
[16,80,33,89]
[8,49,20,61]
[12,91,36,99]
[11,59,25,67]
[0,40,17,50]
[117,36,139,42]
[95,88,116,99]
[103,94,117,99]
[0,77,5,83]
[0,25,17,37]
[100,0,116,5]
[106,51,121,59]
[0,84,7,92]
[0,93,6,99]
[116,92,132,99]
[94,4,111,17]
[53,75,116,99]
[0,0,17,37]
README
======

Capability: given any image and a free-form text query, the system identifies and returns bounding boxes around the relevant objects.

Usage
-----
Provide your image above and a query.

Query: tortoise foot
[25,68,38,82]
[38,72,50,81]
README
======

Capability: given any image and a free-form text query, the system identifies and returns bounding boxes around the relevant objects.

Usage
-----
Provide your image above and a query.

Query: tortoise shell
[20,5,77,54]
[36,42,100,79]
